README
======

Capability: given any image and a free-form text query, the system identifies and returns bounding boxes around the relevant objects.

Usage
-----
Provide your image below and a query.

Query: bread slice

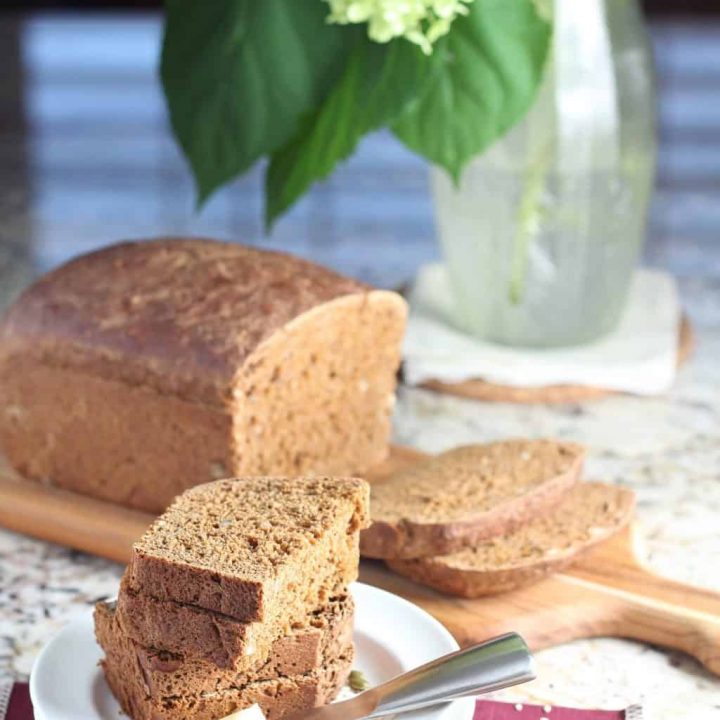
[96,597,353,698]
[387,482,635,597]
[0,238,406,512]
[97,600,353,720]
[361,439,584,559]
[130,477,368,622]
[115,579,352,670]
[106,653,353,720]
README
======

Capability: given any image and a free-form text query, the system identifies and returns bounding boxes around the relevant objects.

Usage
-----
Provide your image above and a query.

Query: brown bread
[96,597,353,698]
[116,579,352,669]
[387,482,635,597]
[97,599,353,720]
[362,439,585,559]
[130,477,369,622]
[103,656,353,720]
[105,653,353,720]
[0,238,406,512]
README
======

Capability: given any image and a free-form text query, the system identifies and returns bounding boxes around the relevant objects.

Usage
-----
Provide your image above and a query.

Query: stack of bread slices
[95,476,369,720]
[361,439,635,596]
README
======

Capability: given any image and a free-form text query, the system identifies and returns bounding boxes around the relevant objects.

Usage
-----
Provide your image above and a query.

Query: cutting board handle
[573,525,720,615]
[565,524,720,674]
[557,572,720,675]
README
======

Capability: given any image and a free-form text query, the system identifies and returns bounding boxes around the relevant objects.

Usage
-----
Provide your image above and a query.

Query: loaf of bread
[97,600,353,720]
[361,439,584,559]
[387,482,635,597]
[0,238,406,511]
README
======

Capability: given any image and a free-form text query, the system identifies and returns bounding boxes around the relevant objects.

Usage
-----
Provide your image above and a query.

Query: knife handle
[366,632,535,718]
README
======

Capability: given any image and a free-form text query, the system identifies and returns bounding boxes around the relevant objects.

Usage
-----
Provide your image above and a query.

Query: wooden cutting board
[1,445,719,676]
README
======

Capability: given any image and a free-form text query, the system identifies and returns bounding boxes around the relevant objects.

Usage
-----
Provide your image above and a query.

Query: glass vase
[431,0,657,347]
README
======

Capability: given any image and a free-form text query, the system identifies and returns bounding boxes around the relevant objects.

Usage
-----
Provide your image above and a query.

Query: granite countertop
[1,278,719,720]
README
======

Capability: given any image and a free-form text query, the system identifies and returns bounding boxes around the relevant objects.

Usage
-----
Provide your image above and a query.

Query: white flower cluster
[324,0,474,54]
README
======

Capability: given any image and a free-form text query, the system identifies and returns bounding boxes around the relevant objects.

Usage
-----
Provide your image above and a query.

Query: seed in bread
[361,439,585,559]
[387,482,635,597]
[130,476,369,622]
[0,238,407,512]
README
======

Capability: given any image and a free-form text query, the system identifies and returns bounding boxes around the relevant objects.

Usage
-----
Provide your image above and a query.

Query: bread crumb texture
[98,596,354,698]
[97,595,353,720]
[430,482,633,570]
[388,482,635,597]
[372,440,584,524]
[135,477,368,575]
[131,476,369,621]
[0,238,368,402]
[116,575,352,669]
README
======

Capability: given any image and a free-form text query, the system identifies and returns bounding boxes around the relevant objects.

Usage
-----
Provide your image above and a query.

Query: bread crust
[0,238,367,405]
[387,482,635,597]
[361,440,585,559]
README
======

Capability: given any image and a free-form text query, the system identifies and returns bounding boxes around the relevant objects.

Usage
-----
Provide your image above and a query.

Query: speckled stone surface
[1,281,719,720]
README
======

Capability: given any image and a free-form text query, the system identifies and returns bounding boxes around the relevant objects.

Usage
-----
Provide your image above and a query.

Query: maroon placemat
[8,681,640,719]
[5,684,33,720]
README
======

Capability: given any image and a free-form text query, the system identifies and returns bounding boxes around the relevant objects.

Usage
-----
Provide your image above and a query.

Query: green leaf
[392,0,552,182]
[265,38,427,228]
[161,0,351,204]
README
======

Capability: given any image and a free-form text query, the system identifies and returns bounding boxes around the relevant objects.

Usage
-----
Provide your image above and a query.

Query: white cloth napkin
[403,264,681,396]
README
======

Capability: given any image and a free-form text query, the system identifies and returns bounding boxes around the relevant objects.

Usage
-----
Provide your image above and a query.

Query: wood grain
[1,444,718,675]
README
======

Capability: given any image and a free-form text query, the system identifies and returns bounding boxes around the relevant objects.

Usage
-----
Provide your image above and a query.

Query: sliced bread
[361,439,584,559]
[118,654,353,720]
[387,482,635,597]
[96,597,353,698]
[116,575,350,669]
[129,477,369,622]
[98,601,353,720]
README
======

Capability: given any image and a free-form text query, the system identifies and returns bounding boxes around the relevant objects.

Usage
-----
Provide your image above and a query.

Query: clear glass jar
[431,0,657,347]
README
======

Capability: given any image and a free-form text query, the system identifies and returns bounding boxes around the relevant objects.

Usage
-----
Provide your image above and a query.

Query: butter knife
[286,632,535,720]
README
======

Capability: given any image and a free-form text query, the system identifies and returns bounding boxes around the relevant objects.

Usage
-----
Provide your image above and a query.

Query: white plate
[31,582,476,720]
